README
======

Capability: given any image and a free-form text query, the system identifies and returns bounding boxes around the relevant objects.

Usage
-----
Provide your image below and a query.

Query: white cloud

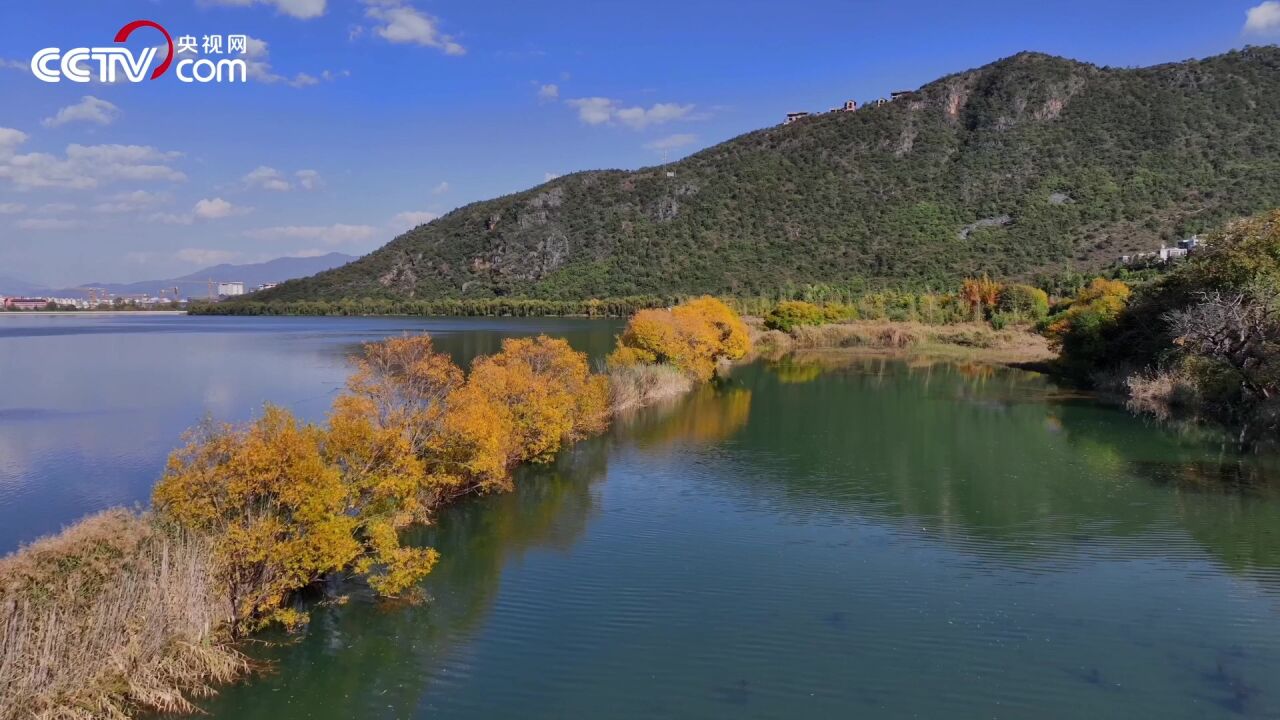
[148,212,195,225]
[243,36,335,87]
[0,140,185,190]
[389,210,438,232]
[543,172,561,182]
[17,217,78,231]
[42,96,122,128]
[92,190,165,213]
[203,0,326,20]
[431,181,450,195]
[242,166,323,192]
[0,202,24,214]
[567,97,616,125]
[0,127,28,159]
[295,169,323,190]
[566,98,695,130]
[1246,2,1280,33]
[193,197,243,220]
[243,165,292,191]
[33,202,76,214]
[245,223,378,244]
[0,58,25,71]
[645,133,698,152]
[363,1,466,55]
[537,83,559,101]
[616,103,696,130]
[175,248,241,265]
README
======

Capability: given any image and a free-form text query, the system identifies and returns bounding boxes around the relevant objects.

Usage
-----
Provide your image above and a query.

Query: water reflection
[0,315,622,552]
[196,353,1280,719]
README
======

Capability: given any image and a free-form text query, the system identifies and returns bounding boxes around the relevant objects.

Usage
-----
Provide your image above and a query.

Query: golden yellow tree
[609,297,751,381]
[466,335,610,464]
[676,296,752,360]
[153,406,361,633]
[344,335,464,456]
[325,394,439,597]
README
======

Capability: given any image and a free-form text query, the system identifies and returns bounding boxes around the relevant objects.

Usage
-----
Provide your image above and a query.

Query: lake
[2,314,1280,718]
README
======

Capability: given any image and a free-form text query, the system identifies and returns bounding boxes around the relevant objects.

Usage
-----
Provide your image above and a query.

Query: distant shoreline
[0,311,189,316]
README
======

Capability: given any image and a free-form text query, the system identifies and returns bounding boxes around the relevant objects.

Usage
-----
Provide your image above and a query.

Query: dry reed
[0,510,246,720]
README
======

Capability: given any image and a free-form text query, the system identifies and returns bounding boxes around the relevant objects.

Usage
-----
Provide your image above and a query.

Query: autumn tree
[676,296,752,359]
[325,394,439,597]
[609,297,752,381]
[960,276,1002,317]
[464,335,610,464]
[153,406,361,633]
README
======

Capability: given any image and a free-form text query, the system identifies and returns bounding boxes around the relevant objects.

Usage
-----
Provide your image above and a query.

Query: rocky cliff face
[254,47,1280,302]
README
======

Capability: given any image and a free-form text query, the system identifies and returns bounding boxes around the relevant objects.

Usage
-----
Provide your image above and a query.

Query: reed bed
[0,510,246,720]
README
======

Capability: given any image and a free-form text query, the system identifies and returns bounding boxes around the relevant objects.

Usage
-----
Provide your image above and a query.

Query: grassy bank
[0,298,749,719]
[749,318,1055,365]
[0,511,244,720]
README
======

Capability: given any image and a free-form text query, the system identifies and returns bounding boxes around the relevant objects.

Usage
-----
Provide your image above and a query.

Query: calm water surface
[3,315,1280,718]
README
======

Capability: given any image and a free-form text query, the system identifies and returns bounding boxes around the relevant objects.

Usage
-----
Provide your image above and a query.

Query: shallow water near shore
[205,356,1280,719]
[3,314,1280,718]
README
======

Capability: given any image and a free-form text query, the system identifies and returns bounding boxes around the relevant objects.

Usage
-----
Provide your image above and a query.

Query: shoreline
[0,310,188,316]
[748,319,1058,368]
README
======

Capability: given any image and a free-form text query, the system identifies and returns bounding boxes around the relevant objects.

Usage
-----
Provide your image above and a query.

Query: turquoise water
[3,316,1279,718]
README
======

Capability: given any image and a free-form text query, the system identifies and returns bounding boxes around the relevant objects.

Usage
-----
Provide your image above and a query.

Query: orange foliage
[960,276,1002,313]
[344,335,463,455]
[154,331,619,625]
[153,406,361,633]
[609,296,751,381]
[465,335,610,464]
[325,394,439,596]
[675,296,752,360]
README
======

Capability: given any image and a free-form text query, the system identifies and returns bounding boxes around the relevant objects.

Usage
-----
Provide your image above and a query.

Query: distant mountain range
[1,253,357,299]
[0,274,48,296]
[252,47,1280,302]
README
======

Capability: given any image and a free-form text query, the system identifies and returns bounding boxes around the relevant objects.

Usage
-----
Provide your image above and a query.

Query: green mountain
[257,47,1280,303]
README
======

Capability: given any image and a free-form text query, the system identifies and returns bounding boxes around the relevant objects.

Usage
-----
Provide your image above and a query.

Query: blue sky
[1,0,1278,286]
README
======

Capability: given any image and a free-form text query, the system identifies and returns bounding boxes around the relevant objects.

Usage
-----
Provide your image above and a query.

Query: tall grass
[608,363,694,413]
[0,510,246,720]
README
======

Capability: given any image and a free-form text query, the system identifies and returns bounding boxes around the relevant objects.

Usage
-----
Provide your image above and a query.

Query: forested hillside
[254,47,1280,303]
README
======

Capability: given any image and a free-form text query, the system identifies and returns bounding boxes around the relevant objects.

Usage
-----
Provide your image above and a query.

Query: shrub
[153,407,363,633]
[764,300,825,331]
[1042,278,1132,373]
[465,335,610,465]
[997,284,1050,320]
[610,297,752,381]
[960,276,1003,317]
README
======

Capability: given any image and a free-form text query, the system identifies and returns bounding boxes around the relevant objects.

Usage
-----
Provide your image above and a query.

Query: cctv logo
[31,20,247,84]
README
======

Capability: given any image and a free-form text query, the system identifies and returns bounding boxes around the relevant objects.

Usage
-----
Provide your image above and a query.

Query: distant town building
[256,282,279,292]
[784,111,811,124]
[3,297,50,310]
[1119,238,1202,266]
[890,90,914,101]
[217,282,245,297]
[842,100,857,111]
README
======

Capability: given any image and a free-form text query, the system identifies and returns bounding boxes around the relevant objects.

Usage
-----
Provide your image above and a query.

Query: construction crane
[74,287,107,307]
